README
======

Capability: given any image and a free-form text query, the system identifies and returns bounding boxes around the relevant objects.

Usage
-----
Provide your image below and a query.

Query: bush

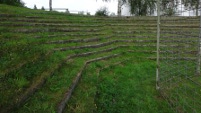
[87,12,91,16]
[95,7,109,16]
[0,0,24,7]
[34,5,37,10]
[65,9,70,14]
[41,6,45,11]
[110,12,116,16]
[164,8,176,16]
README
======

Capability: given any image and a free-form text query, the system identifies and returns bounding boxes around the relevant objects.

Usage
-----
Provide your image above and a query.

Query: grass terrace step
[0,15,157,24]
[47,38,156,45]
[113,35,155,39]
[0,14,46,19]
[161,31,199,35]
[161,21,199,24]
[114,30,157,34]
[0,23,104,27]
[0,18,84,24]
[148,57,196,60]
[34,33,106,39]
[12,28,102,33]
[45,37,110,44]
[0,18,157,25]
[105,24,157,27]
[53,39,157,51]
[52,43,155,60]
[161,25,199,28]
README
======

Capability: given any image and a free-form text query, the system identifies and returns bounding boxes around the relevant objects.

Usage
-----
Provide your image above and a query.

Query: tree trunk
[195,0,199,16]
[49,0,52,11]
[117,0,122,16]
[196,7,198,16]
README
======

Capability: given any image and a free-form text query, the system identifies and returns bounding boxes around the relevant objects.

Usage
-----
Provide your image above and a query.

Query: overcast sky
[22,0,118,15]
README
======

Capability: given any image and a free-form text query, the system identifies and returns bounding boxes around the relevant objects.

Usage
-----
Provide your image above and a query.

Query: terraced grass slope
[0,4,200,113]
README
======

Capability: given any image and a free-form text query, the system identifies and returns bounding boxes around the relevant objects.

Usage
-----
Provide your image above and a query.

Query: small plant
[65,8,70,14]
[14,77,29,89]
[95,7,109,16]
[41,6,45,11]
[34,4,37,10]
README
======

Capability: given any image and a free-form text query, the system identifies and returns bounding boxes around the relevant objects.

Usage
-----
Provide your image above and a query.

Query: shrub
[87,12,91,16]
[66,8,70,14]
[0,0,24,7]
[95,7,109,16]
[164,8,176,16]
[41,6,45,11]
[34,5,37,10]
[110,12,116,16]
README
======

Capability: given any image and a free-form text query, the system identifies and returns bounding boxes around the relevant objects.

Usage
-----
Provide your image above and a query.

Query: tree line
[104,0,200,16]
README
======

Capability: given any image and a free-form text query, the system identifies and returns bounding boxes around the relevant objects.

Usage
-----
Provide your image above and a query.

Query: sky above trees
[22,0,118,15]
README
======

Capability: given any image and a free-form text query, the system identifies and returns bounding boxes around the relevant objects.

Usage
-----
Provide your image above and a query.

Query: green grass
[0,4,201,113]
[95,61,172,113]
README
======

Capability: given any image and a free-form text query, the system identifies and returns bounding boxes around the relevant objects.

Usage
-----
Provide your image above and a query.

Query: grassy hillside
[0,4,200,113]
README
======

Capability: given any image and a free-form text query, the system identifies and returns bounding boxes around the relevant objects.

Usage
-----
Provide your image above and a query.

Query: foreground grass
[64,58,173,113]
[1,4,200,113]
[95,60,172,113]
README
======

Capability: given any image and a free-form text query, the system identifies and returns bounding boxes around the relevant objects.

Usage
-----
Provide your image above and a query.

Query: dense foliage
[128,0,156,16]
[182,0,199,16]
[102,0,199,16]
[95,7,109,16]
[0,0,24,7]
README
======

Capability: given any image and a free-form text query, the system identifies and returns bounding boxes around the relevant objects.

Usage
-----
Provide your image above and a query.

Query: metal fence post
[156,0,160,90]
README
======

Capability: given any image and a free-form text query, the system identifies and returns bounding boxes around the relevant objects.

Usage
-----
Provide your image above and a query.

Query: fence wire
[157,0,201,112]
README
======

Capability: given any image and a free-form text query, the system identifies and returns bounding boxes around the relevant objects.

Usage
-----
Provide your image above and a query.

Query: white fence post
[156,0,160,90]
[197,0,201,75]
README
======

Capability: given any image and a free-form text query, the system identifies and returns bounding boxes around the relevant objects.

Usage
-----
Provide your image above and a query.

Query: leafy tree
[160,0,179,16]
[102,0,126,16]
[182,0,199,16]
[95,7,109,16]
[102,0,155,16]
[0,0,24,7]
[128,0,156,16]
[102,0,181,16]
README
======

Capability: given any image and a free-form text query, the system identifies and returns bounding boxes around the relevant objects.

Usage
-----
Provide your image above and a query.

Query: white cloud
[22,0,118,15]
